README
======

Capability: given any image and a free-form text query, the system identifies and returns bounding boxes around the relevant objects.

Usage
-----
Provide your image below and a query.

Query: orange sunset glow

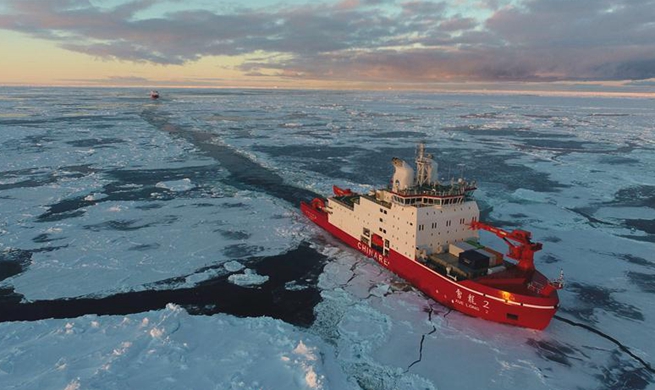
[0,0,654,95]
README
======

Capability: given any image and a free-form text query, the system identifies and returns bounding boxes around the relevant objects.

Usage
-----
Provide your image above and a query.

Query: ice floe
[155,178,195,192]
[228,268,269,287]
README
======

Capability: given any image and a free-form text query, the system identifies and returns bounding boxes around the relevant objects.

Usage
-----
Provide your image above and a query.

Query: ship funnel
[391,157,414,192]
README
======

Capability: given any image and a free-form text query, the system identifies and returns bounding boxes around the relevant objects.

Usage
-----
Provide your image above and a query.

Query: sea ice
[2,88,654,390]
[228,268,269,287]
[155,178,195,192]
[223,260,245,272]
[0,305,352,390]
[3,193,304,300]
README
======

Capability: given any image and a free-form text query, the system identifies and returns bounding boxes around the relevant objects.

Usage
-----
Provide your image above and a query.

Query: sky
[1,0,654,93]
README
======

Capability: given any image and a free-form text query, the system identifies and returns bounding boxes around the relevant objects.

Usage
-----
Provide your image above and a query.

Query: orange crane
[470,221,542,272]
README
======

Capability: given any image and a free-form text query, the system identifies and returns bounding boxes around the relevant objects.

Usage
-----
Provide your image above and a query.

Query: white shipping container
[449,241,476,257]
[487,265,507,275]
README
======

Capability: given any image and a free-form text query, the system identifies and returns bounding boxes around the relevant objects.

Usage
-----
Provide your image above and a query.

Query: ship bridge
[387,181,477,208]
[389,143,477,208]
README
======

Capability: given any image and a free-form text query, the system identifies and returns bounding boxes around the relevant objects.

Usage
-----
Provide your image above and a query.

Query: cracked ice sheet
[203,94,651,162]
[5,89,655,389]
[0,304,352,390]
[3,191,305,299]
[200,93,655,389]
[476,155,655,355]
[311,244,437,390]
[0,107,203,174]
[312,244,653,390]
[375,300,644,390]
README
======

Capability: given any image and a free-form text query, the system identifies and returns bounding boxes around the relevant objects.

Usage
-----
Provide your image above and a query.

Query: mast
[415,142,434,187]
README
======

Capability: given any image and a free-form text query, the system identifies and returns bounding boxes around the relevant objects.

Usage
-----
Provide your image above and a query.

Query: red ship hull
[301,201,559,330]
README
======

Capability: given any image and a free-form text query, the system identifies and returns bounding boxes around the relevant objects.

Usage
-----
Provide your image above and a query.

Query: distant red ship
[302,143,563,329]
[150,90,159,99]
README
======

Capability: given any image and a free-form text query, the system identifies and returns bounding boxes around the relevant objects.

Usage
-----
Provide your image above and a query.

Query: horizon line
[1,83,654,99]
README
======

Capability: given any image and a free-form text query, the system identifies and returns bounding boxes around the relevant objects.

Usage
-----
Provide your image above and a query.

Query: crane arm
[470,220,541,271]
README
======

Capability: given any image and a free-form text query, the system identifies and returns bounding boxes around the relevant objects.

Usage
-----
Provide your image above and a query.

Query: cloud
[106,76,150,83]
[59,75,230,86]
[438,16,477,32]
[625,78,655,87]
[1,0,655,82]
[58,75,151,85]
[243,48,553,82]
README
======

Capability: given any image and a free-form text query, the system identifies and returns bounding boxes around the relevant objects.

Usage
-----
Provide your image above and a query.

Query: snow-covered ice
[2,192,303,299]
[0,304,351,389]
[228,268,270,287]
[224,260,245,272]
[155,178,195,192]
[0,88,653,389]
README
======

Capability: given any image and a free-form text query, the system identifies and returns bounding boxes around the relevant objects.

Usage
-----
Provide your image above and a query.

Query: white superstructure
[326,144,480,261]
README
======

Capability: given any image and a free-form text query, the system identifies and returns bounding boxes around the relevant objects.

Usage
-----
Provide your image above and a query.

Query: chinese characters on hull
[453,288,490,314]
